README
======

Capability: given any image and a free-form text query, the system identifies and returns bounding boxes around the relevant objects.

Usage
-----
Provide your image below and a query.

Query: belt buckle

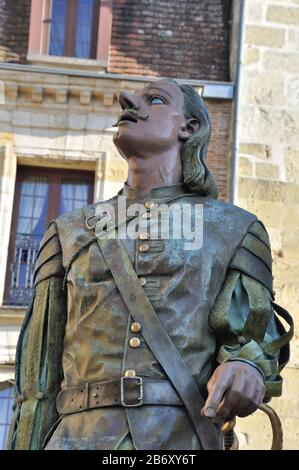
[121,376,143,407]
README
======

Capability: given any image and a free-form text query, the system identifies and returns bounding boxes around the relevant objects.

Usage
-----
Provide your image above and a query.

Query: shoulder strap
[93,228,219,450]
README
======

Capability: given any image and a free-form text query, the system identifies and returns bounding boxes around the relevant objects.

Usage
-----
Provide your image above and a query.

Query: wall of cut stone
[235,0,299,450]
[0,0,232,82]
[0,0,31,63]
[109,0,231,81]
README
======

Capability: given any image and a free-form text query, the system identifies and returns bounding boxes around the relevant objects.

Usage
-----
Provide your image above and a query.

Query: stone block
[239,156,253,176]
[80,89,92,105]
[281,282,299,307]
[240,106,294,145]
[289,336,299,369]
[235,410,274,450]
[238,156,253,176]
[84,133,103,152]
[238,178,286,203]
[256,108,299,146]
[287,30,299,51]
[245,25,285,48]
[244,47,260,66]
[282,230,299,261]
[246,1,264,23]
[242,71,285,107]
[256,162,280,179]
[86,115,107,131]
[49,113,68,130]
[264,51,299,74]
[12,110,31,127]
[66,132,85,152]
[284,147,299,183]
[286,77,299,108]
[267,227,282,251]
[32,86,43,103]
[68,114,87,131]
[0,110,11,123]
[55,89,68,104]
[239,143,271,159]
[285,183,299,204]
[30,113,49,129]
[237,198,283,227]
[267,5,299,25]
[270,393,299,421]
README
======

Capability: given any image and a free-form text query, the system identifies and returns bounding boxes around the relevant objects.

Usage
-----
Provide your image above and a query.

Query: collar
[121,182,190,202]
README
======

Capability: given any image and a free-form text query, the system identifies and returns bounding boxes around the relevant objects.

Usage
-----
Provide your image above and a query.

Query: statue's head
[113,78,218,198]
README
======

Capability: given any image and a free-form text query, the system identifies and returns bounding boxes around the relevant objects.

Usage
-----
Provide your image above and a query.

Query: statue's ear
[178,118,200,141]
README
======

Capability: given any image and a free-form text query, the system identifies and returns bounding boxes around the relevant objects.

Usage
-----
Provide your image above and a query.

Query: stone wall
[235,0,299,450]
[0,0,231,82]
[109,0,231,81]
[0,0,31,63]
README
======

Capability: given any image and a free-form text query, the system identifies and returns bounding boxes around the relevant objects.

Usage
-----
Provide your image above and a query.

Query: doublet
[8,184,292,450]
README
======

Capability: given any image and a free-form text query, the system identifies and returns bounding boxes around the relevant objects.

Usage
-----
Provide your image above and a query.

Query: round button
[129,337,141,348]
[139,277,147,286]
[139,243,149,252]
[238,336,246,345]
[139,232,149,240]
[131,322,141,333]
[142,212,151,219]
[124,369,136,377]
[144,200,155,209]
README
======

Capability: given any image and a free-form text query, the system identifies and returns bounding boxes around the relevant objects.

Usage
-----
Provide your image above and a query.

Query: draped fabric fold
[209,271,292,399]
[6,277,67,450]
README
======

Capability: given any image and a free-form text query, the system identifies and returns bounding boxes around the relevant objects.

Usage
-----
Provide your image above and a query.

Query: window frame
[3,166,94,305]
[27,0,113,65]
[0,381,14,450]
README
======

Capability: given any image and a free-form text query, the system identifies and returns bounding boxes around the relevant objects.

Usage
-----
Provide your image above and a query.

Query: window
[4,167,94,306]
[27,0,113,64]
[0,383,14,450]
[49,0,100,59]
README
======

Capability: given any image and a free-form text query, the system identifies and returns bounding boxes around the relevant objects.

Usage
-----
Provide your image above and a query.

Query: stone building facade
[234,0,299,450]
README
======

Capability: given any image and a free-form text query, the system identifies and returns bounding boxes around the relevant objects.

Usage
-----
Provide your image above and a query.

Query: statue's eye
[149,96,165,105]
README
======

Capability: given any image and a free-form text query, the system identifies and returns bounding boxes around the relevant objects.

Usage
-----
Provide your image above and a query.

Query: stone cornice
[0,63,234,104]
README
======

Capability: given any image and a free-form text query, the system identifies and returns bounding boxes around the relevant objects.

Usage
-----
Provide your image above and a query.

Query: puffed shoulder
[229,220,273,294]
[33,221,64,288]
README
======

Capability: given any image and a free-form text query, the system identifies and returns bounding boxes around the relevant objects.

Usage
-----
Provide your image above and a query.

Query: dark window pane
[11,176,49,305]
[16,177,49,236]
[59,179,90,214]
[75,0,94,58]
[0,385,14,450]
[49,0,67,56]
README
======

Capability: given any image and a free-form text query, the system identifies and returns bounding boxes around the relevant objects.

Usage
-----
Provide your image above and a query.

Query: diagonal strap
[95,230,220,450]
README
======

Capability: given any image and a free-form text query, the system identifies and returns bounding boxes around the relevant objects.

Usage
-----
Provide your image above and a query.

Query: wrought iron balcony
[8,233,42,306]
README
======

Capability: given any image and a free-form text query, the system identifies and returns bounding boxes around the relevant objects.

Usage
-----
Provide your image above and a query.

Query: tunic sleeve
[6,222,67,450]
[209,221,293,400]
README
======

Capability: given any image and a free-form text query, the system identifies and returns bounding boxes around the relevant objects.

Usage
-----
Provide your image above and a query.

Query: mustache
[112,108,149,127]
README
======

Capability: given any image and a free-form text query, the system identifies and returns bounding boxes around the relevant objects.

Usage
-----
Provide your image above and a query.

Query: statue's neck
[126,153,183,200]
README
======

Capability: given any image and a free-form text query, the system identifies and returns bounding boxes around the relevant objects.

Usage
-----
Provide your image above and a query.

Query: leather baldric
[89,214,220,450]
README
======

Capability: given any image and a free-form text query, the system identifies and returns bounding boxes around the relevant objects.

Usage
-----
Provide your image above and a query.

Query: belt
[56,377,183,415]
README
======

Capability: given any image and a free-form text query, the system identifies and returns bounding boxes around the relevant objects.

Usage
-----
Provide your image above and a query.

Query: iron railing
[8,233,42,306]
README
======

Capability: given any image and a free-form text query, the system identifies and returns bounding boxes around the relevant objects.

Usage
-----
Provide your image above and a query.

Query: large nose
[118,91,139,110]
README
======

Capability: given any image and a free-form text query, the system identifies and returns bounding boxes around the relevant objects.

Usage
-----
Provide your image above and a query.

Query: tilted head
[113,78,218,198]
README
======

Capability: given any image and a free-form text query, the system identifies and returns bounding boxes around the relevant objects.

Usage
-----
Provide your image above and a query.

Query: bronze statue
[7,79,293,450]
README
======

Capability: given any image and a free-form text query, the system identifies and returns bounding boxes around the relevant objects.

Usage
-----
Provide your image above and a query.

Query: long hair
[176,82,218,199]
